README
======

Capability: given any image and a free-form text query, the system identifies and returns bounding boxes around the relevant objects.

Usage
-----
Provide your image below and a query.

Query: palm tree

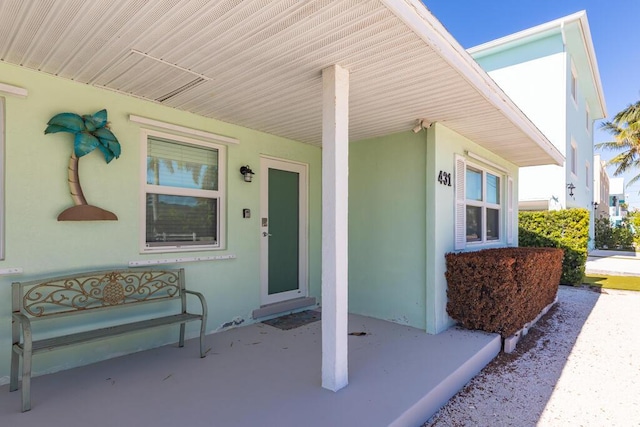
[597,100,640,185]
[44,109,121,220]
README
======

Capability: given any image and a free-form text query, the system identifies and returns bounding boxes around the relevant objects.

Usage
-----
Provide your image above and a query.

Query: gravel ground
[424,285,640,427]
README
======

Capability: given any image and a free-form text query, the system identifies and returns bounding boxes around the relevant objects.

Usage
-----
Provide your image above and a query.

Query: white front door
[260,157,308,305]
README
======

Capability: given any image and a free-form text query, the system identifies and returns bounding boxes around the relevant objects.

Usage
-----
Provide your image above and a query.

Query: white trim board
[0,82,28,98]
[129,115,239,145]
[466,151,509,173]
[129,254,236,267]
[0,267,23,275]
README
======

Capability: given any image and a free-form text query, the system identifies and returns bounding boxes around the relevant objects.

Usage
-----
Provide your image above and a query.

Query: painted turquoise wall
[349,124,519,334]
[0,62,322,383]
[349,131,427,329]
[474,34,564,73]
[564,49,597,245]
[427,124,519,334]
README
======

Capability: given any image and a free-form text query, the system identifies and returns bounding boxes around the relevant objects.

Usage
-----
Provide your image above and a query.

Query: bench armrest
[12,313,33,351]
[184,289,208,317]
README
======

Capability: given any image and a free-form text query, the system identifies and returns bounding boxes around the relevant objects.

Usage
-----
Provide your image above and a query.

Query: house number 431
[438,171,452,186]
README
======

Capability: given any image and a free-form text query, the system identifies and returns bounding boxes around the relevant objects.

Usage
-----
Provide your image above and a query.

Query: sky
[422,0,640,207]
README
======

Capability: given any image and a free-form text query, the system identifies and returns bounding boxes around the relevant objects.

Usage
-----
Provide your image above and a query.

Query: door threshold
[252,297,317,319]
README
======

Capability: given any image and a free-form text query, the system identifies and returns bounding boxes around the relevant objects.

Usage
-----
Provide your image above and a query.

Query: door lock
[262,232,272,237]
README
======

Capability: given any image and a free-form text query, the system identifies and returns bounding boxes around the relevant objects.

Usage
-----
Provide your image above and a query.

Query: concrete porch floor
[1,314,500,427]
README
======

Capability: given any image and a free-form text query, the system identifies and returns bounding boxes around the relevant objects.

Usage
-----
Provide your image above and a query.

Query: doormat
[262,310,321,330]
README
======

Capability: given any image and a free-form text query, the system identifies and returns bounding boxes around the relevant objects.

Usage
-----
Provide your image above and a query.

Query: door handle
[262,232,272,237]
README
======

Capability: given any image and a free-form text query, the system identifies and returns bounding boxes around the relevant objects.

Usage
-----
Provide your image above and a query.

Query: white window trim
[586,105,591,134]
[465,164,501,245]
[570,60,578,107]
[454,154,513,250]
[507,176,514,245]
[129,115,238,145]
[0,82,27,98]
[454,155,466,250]
[585,161,590,190]
[570,139,578,178]
[139,129,226,253]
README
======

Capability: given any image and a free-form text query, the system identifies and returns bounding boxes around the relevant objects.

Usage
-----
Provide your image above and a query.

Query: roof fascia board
[466,12,588,55]
[575,13,607,117]
[469,28,561,58]
[381,0,563,166]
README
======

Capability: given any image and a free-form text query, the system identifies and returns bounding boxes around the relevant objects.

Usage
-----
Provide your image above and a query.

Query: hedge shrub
[445,247,563,338]
[519,209,589,285]
[595,216,634,250]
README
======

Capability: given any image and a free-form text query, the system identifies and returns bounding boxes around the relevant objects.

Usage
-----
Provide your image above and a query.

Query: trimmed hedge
[519,209,589,285]
[445,247,563,338]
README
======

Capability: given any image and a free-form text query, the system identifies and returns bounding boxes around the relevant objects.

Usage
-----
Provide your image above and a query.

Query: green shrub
[627,211,640,248]
[445,247,563,338]
[519,209,589,285]
[595,216,614,249]
[595,216,635,250]
[612,222,634,249]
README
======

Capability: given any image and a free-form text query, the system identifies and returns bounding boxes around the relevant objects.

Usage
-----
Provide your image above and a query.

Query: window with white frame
[570,140,578,176]
[465,165,500,242]
[586,105,591,132]
[586,162,590,189]
[141,130,225,252]
[570,61,578,104]
[454,155,514,250]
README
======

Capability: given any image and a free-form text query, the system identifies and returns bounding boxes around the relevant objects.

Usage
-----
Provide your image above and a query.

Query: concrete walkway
[0,313,500,427]
[586,249,640,276]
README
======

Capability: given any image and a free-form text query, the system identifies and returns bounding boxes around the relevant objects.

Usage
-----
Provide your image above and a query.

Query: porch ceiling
[0,0,562,167]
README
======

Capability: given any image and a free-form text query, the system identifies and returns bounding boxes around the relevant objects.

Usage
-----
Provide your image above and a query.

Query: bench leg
[10,316,20,392]
[9,347,19,392]
[199,319,206,358]
[22,327,33,412]
[21,350,32,412]
[179,323,185,348]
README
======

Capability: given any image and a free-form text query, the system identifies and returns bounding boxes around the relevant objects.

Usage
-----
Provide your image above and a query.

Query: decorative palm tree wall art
[44,109,121,221]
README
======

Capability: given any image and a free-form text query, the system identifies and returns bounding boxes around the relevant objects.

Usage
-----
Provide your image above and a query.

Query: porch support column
[321,64,349,392]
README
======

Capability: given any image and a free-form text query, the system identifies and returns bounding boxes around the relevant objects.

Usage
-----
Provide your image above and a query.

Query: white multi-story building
[469,11,607,245]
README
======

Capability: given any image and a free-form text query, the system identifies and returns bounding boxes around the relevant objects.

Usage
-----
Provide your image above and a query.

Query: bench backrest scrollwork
[12,269,186,320]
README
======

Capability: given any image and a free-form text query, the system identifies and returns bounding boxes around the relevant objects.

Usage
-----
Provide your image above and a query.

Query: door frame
[259,156,309,305]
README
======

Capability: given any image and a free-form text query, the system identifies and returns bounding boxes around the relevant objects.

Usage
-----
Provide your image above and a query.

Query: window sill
[141,245,223,254]
[129,253,236,267]
[463,241,506,251]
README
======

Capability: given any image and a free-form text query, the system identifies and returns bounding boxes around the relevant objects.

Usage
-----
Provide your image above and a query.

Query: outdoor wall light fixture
[592,201,599,209]
[240,165,254,182]
[567,183,576,197]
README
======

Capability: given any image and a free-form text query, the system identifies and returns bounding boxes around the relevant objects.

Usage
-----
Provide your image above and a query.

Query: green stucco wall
[349,123,519,334]
[349,131,427,329]
[427,123,519,334]
[0,62,322,382]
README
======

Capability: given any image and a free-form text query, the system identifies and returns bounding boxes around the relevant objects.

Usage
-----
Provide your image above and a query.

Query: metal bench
[10,268,208,412]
